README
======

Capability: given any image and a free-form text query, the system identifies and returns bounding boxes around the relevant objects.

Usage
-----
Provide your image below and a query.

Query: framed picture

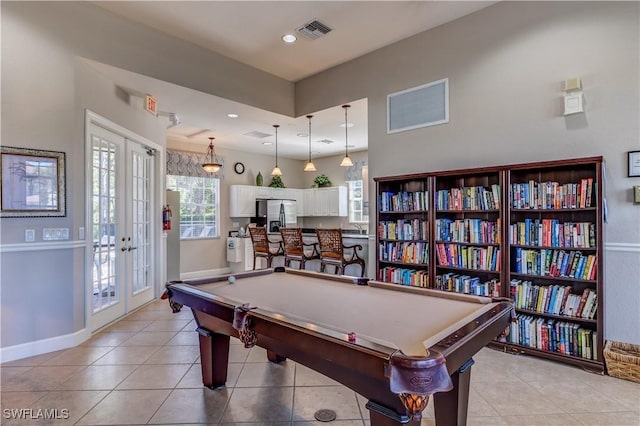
[629,150,640,177]
[0,146,66,217]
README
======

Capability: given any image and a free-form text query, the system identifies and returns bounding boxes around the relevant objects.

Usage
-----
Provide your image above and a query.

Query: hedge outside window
[166,175,220,239]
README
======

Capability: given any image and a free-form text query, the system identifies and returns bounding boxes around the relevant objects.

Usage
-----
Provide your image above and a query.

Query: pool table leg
[433,358,474,426]
[266,349,287,363]
[196,327,230,389]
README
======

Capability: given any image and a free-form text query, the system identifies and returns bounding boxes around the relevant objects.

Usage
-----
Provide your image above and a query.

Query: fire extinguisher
[162,205,172,231]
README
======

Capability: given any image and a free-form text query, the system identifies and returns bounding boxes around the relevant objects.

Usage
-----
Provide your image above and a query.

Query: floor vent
[297,19,332,40]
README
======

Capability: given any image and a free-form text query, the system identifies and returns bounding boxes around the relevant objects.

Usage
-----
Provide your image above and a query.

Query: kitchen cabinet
[229,185,255,217]
[230,185,347,218]
[303,186,348,217]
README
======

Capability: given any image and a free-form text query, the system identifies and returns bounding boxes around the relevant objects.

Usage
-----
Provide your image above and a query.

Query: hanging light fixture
[271,124,282,176]
[303,115,317,172]
[340,104,354,167]
[202,137,222,173]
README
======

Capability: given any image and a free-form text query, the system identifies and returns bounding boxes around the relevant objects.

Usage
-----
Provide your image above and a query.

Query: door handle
[128,246,138,251]
[121,246,127,252]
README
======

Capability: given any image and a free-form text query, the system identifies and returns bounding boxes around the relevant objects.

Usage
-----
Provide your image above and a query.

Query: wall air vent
[297,19,332,40]
[244,131,272,139]
[387,78,449,134]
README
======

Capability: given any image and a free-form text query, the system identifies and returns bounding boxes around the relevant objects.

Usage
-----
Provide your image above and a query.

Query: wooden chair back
[316,229,345,259]
[248,226,269,254]
[280,227,304,256]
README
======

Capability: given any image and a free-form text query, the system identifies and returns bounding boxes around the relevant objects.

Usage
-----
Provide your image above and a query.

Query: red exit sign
[145,95,157,115]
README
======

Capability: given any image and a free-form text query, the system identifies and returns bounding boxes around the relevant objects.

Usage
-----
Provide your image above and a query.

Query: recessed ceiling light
[340,122,354,128]
[282,34,297,43]
[262,141,273,146]
[227,113,239,118]
[296,132,308,138]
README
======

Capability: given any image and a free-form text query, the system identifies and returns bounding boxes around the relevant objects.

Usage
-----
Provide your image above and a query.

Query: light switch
[634,185,640,203]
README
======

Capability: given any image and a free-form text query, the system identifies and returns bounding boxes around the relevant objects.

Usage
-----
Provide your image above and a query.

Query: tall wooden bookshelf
[374,157,604,372]
[433,168,504,298]
[376,175,431,287]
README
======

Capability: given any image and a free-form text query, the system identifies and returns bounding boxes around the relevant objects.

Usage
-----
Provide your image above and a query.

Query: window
[348,180,369,223]
[166,175,220,239]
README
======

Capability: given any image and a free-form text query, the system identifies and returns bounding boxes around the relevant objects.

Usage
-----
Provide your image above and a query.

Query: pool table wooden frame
[164,268,513,426]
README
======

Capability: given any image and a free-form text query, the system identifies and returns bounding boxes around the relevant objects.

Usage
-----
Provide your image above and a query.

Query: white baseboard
[0,328,90,363]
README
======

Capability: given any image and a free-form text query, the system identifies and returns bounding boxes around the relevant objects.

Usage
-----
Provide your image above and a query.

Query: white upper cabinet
[230,185,346,218]
[229,185,256,217]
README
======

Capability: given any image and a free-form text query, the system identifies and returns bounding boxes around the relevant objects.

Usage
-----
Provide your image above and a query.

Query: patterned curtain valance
[166,149,224,179]
[344,159,367,181]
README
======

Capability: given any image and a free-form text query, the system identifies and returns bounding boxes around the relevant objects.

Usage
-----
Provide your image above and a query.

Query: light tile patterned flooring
[1,299,639,425]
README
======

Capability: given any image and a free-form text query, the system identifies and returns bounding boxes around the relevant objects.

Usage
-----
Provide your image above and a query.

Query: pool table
[164,268,513,426]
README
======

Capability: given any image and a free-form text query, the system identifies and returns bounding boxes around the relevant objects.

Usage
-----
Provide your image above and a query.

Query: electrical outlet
[25,229,35,242]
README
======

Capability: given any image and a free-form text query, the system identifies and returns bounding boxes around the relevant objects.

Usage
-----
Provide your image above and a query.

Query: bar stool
[316,228,365,277]
[248,226,284,269]
[279,227,320,270]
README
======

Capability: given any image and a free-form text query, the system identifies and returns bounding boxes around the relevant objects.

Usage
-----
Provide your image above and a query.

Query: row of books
[436,243,500,271]
[513,248,597,280]
[379,241,428,264]
[434,274,501,297]
[510,280,598,319]
[379,219,428,240]
[436,184,501,211]
[379,190,429,212]
[509,218,596,248]
[509,314,598,360]
[510,178,594,210]
[436,218,500,244]
[378,267,428,288]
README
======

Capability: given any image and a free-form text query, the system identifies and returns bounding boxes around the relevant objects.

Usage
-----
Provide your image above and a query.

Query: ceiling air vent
[244,130,272,139]
[297,19,332,40]
[318,139,334,145]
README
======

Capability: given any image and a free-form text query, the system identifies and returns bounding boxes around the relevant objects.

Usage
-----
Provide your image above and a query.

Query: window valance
[166,149,224,178]
[344,159,367,181]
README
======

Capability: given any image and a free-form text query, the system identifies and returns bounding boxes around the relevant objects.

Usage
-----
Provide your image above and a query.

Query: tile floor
[1,299,639,425]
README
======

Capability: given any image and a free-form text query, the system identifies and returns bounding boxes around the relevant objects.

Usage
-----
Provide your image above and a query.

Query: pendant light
[340,104,354,167]
[202,137,222,173]
[303,115,317,172]
[271,124,282,176]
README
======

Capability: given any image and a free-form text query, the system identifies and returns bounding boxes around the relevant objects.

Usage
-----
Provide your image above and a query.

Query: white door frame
[85,110,166,331]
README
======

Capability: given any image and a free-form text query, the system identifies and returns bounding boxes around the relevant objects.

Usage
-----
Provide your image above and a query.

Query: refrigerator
[256,199,297,232]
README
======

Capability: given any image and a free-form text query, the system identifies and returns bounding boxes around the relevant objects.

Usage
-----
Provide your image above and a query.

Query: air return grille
[387,78,449,134]
[297,20,332,40]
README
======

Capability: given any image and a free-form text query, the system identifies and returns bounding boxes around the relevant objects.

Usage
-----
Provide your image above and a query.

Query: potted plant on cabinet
[313,174,332,188]
[269,175,285,188]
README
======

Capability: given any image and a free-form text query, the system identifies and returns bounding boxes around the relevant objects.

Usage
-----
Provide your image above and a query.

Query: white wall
[296,2,640,344]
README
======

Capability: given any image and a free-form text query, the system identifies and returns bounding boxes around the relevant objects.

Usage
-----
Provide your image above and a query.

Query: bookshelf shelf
[509,272,597,284]
[374,156,604,371]
[515,308,598,324]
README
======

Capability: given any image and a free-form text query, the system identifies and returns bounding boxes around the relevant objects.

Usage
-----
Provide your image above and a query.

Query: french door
[88,120,156,331]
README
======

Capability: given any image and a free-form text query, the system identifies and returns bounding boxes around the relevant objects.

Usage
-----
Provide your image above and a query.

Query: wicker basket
[604,340,640,383]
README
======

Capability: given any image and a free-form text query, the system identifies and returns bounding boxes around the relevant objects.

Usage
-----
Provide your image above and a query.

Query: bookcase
[377,174,431,287]
[433,168,504,298]
[374,157,604,371]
